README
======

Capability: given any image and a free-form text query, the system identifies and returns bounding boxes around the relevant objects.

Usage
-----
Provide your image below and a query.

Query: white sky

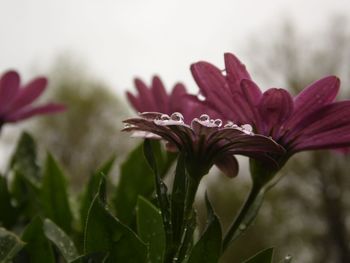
[0,0,349,95]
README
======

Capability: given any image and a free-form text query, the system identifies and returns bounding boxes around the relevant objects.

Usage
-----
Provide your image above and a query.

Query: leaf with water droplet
[85,178,147,262]
[80,155,116,228]
[43,219,79,262]
[187,193,222,263]
[0,227,25,262]
[21,217,55,263]
[243,247,274,263]
[112,141,175,224]
[136,196,165,263]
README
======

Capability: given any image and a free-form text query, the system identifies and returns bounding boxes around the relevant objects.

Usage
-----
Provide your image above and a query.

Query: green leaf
[70,252,109,263]
[187,194,222,263]
[80,156,116,228]
[113,141,175,224]
[136,196,166,263]
[84,181,147,262]
[0,176,18,228]
[243,248,274,263]
[21,217,55,263]
[0,228,25,262]
[143,140,172,246]
[43,219,79,262]
[10,132,40,185]
[41,153,73,233]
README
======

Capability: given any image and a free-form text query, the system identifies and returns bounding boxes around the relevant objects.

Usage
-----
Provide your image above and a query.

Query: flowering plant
[1,51,349,263]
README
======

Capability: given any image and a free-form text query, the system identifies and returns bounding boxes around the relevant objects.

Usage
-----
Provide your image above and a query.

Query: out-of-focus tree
[30,56,133,188]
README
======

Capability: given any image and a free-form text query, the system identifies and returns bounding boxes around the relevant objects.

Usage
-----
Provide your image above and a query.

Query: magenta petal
[214,154,239,178]
[6,103,66,122]
[190,61,231,97]
[126,91,142,112]
[258,88,293,136]
[286,76,340,129]
[151,76,169,113]
[224,53,251,91]
[9,77,47,111]
[134,78,157,112]
[0,71,20,113]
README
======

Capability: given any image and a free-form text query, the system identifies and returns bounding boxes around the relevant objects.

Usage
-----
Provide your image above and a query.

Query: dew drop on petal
[214,119,222,127]
[224,121,238,128]
[197,92,206,101]
[241,124,253,133]
[170,112,184,123]
[199,114,210,122]
[160,114,170,120]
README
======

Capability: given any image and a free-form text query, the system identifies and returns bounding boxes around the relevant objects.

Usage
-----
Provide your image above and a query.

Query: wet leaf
[41,154,73,234]
[21,217,55,263]
[84,177,147,262]
[0,227,25,262]
[0,176,18,228]
[80,156,116,228]
[187,194,222,263]
[243,248,274,263]
[43,219,79,262]
[113,141,175,224]
[136,196,165,263]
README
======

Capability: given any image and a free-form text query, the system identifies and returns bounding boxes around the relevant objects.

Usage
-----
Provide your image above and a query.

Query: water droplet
[170,112,184,122]
[214,119,222,127]
[239,224,247,231]
[224,121,238,128]
[199,114,210,122]
[241,124,253,134]
[197,92,206,101]
[160,114,170,120]
[284,255,292,262]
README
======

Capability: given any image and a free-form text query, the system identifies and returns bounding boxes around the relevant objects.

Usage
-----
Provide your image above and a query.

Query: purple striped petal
[6,103,66,122]
[126,91,143,112]
[9,77,47,112]
[224,53,251,91]
[286,76,340,129]
[134,78,157,112]
[151,76,169,113]
[0,71,20,114]
[258,88,293,137]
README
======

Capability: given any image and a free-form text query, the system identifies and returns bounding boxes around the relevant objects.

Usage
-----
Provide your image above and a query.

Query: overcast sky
[0,0,349,95]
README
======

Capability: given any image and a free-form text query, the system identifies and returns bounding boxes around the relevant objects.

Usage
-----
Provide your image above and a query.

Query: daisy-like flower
[123,112,284,178]
[191,53,350,167]
[0,70,65,128]
[126,76,218,124]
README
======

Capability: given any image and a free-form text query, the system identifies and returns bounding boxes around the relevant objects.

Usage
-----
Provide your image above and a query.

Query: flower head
[191,53,350,165]
[0,70,65,128]
[126,76,218,124]
[123,112,284,178]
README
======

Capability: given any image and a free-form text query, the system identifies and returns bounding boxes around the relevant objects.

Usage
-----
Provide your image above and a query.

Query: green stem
[173,176,200,263]
[222,182,262,251]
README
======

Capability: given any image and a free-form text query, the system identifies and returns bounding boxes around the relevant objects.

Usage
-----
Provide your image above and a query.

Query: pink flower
[126,76,218,124]
[123,112,284,178]
[0,70,65,127]
[191,53,350,163]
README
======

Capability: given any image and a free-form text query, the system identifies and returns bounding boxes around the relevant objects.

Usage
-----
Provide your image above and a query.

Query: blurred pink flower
[126,76,218,124]
[0,70,65,127]
[123,112,284,178]
[191,53,350,162]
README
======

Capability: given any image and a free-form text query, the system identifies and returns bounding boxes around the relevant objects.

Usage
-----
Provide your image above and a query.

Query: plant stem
[173,176,200,262]
[222,182,262,251]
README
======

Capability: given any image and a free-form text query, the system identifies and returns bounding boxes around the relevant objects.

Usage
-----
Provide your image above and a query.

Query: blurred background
[1,0,350,262]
